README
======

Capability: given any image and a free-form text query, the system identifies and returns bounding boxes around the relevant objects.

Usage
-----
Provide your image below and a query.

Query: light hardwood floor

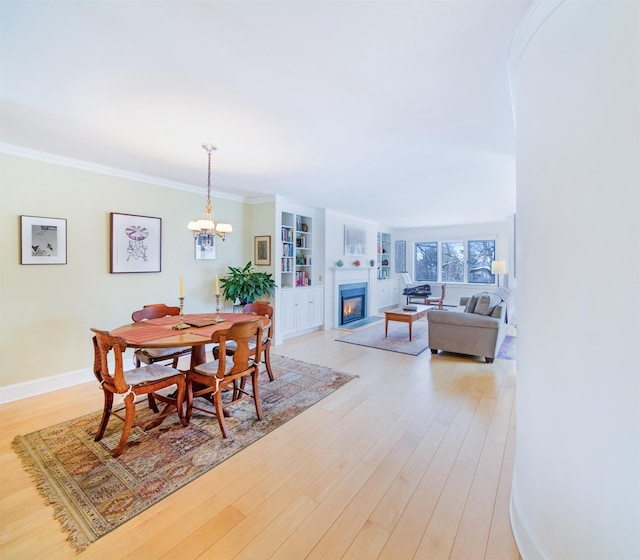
[0,325,520,559]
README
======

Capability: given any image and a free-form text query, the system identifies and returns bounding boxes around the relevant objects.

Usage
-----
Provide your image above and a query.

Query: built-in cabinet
[278,208,324,341]
[377,232,391,279]
[377,278,400,309]
[280,287,324,338]
[280,211,313,289]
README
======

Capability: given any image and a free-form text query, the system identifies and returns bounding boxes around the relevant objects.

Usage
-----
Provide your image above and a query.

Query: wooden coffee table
[384,304,430,341]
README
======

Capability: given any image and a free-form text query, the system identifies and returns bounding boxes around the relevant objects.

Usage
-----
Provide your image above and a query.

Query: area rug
[336,320,428,356]
[12,356,355,552]
[497,335,516,360]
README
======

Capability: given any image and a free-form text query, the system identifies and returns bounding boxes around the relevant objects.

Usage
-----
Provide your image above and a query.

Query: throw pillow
[474,293,502,316]
[464,292,484,314]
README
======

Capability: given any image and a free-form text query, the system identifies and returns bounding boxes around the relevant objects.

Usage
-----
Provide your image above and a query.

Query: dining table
[111,311,270,426]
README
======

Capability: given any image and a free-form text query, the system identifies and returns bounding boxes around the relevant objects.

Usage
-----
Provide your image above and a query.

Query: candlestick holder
[173,297,190,330]
[215,294,224,322]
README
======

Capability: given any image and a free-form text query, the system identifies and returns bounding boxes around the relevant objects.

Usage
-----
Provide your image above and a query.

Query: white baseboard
[0,367,95,404]
[0,354,195,404]
[510,471,548,560]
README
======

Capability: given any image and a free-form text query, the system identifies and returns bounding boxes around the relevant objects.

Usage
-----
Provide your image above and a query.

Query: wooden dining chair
[131,303,192,369]
[425,283,446,309]
[91,328,187,457]
[215,300,275,382]
[186,319,263,439]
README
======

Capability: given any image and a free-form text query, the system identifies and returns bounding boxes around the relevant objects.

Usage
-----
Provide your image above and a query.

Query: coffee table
[384,304,430,341]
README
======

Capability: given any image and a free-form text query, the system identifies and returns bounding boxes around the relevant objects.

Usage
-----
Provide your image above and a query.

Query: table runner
[119,324,175,344]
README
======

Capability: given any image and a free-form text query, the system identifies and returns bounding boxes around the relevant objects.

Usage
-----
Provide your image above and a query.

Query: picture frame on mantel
[254,235,271,266]
[344,225,366,256]
[110,212,161,273]
[20,215,67,265]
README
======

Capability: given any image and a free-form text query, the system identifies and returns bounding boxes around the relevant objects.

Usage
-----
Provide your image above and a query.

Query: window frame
[413,238,497,285]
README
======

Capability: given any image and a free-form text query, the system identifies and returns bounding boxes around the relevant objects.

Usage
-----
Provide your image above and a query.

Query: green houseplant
[219,261,277,306]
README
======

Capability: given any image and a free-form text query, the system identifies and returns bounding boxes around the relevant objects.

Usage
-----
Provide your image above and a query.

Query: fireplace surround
[338,282,368,326]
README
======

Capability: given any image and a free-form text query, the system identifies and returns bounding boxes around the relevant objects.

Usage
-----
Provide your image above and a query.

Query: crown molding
[0,142,247,203]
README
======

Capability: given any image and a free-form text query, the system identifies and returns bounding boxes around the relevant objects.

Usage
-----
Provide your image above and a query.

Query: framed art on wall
[20,215,67,265]
[344,225,366,256]
[110,212,161,273]
[254,235,271,266]
[195,236,216,260]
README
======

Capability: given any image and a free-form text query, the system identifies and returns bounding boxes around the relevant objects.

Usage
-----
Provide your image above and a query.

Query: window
[441,241,464,282]
[414,242,437,281]
[413,239,496,284]
[468,240,496,284]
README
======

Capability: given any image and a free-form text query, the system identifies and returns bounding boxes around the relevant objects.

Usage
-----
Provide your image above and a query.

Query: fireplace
[338,282,368,326]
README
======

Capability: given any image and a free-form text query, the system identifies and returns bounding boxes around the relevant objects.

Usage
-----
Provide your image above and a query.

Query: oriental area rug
[12,356,355,552]
[336,320,429,355]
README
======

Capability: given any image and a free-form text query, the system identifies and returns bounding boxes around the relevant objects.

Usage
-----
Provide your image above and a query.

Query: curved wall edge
[507,0,565,77]
[509,471,547,560]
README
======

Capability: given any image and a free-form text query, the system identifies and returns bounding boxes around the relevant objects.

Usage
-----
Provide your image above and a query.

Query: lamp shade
[491,260,507,275]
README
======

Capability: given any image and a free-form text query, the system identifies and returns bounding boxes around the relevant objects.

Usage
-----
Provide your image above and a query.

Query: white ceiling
[0,0,531,228]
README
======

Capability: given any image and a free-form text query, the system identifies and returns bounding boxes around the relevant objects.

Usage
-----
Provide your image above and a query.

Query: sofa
[427,291,509,363]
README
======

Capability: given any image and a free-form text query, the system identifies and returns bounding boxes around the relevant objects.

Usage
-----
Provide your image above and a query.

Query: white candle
[180,276,184,298]
[215,274,220,295]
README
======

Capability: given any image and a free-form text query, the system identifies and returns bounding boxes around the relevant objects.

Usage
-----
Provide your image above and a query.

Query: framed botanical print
[110,212,161,273]
[20,215,67,264]
[254,235,271,266]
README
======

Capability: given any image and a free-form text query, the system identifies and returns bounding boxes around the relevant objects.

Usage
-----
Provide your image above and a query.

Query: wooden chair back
[132,303,181,322]
[91,328,130,394]
[243,300,274,340]
[216,319,263,378]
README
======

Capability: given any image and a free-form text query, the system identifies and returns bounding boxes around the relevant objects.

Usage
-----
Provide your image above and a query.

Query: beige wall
[0,153,253,388]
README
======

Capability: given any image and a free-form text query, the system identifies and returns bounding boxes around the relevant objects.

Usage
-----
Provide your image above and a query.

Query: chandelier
[188,145,233,241]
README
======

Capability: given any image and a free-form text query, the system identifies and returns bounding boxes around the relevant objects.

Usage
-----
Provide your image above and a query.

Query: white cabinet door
[280,290,297,337]
[296,290,311,331]
[309,287,324,327]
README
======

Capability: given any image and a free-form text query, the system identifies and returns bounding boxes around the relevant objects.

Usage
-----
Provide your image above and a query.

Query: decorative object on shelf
[20,215,67,265]
[344,225,366,256]
[301,223,308,232]
[336,260,344,267]
[369,259,375,267]
[254,235,271,266]
[353,259,361,267]
[110,212,161,273]
[491,260,507,287]
[220,261,277,306]
[187,145,233,242]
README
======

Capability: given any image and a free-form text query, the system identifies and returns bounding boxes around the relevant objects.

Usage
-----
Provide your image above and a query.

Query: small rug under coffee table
[12,355,355,552]
[336,320,429,355]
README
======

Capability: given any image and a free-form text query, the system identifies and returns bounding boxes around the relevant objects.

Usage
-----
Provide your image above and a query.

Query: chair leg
[186,380,194,423]
[264,344,274,382]
[95,390,114,442]
[113,393,136,458]
[147,394,159,413]
[175,380,188,427]
[252,369,263,420]
[213,389,229,438]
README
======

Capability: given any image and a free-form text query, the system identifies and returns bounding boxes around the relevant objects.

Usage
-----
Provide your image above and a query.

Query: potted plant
[219,262,277,310]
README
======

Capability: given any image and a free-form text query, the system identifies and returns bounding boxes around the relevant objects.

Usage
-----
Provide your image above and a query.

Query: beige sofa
[427,292,509,363]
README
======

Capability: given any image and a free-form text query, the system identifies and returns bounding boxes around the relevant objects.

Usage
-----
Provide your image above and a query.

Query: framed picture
[254,235,271,266]
[110,212,161,273]
[20,215,67,264]
[395,240,407,273]
[344,225,366,256]
[195,235,216,260]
